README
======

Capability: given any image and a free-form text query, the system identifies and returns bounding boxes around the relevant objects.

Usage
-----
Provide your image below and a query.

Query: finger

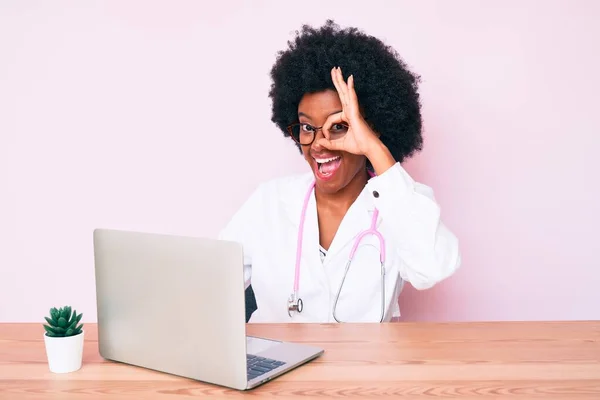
[335,67,350,106]
[321,111,347,139]
[331,67,348,107]
[316,137,346,151]
[323,110,346,125]
[347,75,360,116]
[331,67,346,107]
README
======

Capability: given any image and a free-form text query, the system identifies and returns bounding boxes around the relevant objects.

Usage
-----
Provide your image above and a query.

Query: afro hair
[268,20,423,166]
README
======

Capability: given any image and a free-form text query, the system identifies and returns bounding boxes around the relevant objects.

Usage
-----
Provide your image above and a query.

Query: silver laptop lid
[93,228,248,390]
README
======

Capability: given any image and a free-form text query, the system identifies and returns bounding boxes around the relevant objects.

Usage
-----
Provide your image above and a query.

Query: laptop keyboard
[247,354,286,380]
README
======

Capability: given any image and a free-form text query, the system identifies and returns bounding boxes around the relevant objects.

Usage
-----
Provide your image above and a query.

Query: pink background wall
[1,0,599,322]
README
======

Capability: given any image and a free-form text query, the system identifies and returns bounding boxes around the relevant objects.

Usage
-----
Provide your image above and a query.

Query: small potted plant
[43,306,84,373]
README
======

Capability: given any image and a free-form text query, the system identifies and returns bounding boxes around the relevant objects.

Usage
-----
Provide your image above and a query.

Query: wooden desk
[1,321,599,399]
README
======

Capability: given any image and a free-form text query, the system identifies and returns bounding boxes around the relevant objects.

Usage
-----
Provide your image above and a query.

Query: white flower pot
[43,330,84,373]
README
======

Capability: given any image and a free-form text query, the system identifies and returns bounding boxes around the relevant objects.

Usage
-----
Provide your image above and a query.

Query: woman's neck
[315,169,369,213]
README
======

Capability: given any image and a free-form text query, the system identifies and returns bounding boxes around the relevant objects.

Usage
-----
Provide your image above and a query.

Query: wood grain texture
[1,321,600,399]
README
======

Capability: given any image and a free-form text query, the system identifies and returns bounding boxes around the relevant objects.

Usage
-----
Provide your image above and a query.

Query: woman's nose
[311,127,326,150]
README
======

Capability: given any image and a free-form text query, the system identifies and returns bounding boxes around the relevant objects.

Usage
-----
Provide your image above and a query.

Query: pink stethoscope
[287,171,387,322]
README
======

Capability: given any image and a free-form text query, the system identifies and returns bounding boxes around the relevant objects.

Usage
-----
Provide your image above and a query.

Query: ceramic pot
[43,330,84,373]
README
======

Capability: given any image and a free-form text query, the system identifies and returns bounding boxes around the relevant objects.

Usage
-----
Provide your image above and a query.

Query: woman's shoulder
[252,171,314,199]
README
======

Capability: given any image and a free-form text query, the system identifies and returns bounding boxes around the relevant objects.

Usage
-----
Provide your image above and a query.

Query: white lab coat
[218,162,461,323]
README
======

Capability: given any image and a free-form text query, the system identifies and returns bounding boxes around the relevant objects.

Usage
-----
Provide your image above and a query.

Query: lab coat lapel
[302,190,322,268]
[281,175,378,265]
[324,188,376,263]
[281,176,330,321]
[281,175,323,272]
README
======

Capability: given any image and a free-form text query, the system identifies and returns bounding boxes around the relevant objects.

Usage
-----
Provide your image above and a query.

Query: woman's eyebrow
[298,110,342,119]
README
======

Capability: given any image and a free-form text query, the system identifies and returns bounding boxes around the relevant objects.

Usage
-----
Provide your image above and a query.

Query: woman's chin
[315,168,337,182]
[312,166,344,193]
[313,160,342,182]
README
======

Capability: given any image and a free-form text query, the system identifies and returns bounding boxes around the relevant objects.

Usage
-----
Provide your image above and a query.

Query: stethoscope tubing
[289,174,387,322]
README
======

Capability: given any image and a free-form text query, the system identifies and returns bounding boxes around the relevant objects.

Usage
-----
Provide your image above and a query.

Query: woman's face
[297,89,367,195]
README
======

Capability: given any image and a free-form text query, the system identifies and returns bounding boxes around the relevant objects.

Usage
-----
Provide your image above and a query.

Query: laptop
[92,228,324,390]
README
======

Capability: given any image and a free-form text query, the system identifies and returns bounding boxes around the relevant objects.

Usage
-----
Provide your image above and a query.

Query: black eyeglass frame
[286,122,350,146]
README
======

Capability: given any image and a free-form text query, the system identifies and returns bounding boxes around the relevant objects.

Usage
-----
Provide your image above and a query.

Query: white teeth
[315,156,340,164]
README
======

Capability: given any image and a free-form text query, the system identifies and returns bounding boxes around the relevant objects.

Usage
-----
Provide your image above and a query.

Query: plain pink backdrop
[1,0,599,322]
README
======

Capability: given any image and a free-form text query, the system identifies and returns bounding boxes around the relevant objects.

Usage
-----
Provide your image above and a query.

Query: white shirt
[218,162,461,323]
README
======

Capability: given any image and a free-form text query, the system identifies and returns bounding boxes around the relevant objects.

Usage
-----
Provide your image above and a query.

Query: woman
[219,20,461,323]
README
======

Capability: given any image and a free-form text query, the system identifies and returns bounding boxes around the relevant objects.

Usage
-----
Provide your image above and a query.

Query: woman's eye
[331,124,347,132]
[301,124,314,132]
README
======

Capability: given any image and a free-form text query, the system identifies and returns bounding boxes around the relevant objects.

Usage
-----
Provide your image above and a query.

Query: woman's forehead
[298,90,342,120]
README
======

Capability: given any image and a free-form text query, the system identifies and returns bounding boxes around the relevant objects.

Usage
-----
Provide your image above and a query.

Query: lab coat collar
[281,173,378,263]
[324,186,376,262]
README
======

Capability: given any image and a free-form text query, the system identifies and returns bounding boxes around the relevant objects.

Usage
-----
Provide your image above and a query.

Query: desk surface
[1,321,599,399]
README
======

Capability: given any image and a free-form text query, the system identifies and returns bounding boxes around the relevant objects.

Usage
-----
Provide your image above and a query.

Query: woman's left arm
[365,141,461,290]
[318,67,461,289]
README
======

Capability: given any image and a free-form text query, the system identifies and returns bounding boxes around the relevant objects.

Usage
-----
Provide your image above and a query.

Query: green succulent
[43,306,83,337]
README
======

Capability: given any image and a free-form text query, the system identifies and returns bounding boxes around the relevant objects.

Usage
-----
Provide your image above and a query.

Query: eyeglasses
[287,122,349,146]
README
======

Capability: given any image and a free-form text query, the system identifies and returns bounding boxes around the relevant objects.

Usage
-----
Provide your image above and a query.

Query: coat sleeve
[365,162,461,290]
[217,184,264,290]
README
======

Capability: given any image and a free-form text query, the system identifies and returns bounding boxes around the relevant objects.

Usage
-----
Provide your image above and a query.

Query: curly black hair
[268,20,423,166]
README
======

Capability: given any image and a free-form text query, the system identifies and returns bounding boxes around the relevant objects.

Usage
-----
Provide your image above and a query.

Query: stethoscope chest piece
[288,174,387,322]
[287,294,303,317]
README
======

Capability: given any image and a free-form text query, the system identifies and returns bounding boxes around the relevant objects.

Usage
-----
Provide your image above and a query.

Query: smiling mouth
[315,156,342,178]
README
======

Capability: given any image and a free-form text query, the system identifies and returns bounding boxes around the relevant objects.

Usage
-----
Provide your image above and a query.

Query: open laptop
[92,228,323,390]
